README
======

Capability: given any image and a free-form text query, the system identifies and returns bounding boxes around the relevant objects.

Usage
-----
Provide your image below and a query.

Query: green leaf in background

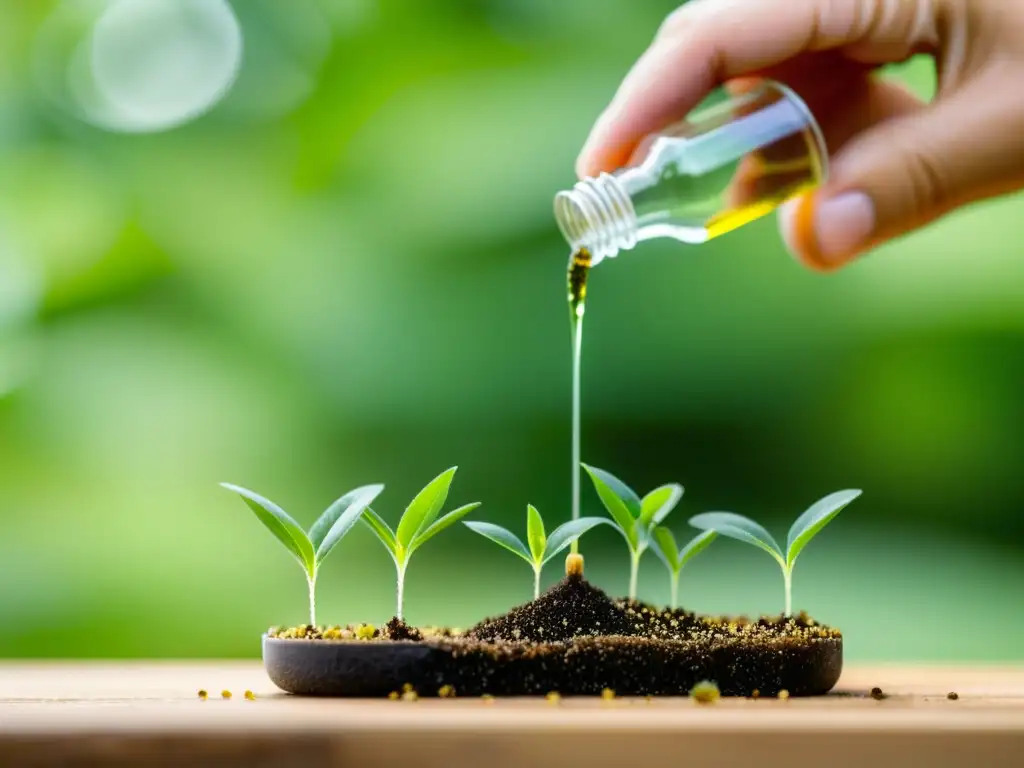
[639,483,684,528]
[582,464,642,518]
[220,483,315,574]
[463,521,531,562]
[688,511,785,565]
[541,517,610,565]
[395,466,457,549]
[311,483,385,564]
[410,502,480,552]
[526,503,546,562]
[786,489,862,568]
[582,464,639,548]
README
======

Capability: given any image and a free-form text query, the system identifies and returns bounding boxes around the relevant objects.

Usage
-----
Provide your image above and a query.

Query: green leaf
[395,466,457,549]
[463,521,532,562]
[542,517,611,564]
[678,529,717,567]
[786,489,861,568]
[581,464,642,518]
[650,526,681,572]
[688,512,784,565]
[221,483,315,574]
[583,464,641,549]
[526,504,546,563]
[640,484,684,529]
[410,502,480,552]
[310,483,384,565]
[362,507,398,556]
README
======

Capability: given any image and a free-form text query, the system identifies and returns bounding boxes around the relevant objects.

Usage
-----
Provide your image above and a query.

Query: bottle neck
[554,172,638,266]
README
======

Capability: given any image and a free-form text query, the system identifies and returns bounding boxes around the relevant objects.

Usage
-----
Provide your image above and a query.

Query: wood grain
[1,663,1022,767]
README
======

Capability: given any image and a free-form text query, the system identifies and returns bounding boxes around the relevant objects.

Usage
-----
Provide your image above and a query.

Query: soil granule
[265,574,842,698]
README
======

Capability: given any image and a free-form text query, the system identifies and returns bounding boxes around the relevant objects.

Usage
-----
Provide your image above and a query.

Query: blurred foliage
[2,0,1023,663]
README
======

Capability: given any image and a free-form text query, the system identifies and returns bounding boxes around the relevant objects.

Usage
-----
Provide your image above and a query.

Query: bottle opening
[553,173,638,266]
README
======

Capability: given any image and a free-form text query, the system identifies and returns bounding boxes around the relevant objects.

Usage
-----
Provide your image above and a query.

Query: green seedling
[361,467,480,621]
[221,481,384,626]
[688,489,862,616]
[464,505,609,599]
[649,528,718,610]
[582,464,684,600]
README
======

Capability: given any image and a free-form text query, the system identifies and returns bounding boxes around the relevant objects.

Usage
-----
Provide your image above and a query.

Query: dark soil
[265,573,843,698]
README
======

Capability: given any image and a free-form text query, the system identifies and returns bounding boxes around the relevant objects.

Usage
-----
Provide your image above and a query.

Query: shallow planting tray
[263,573,842,698]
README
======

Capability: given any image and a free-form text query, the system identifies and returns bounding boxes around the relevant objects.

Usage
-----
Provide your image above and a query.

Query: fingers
[780,66,1024,270]
[577,0,945,178]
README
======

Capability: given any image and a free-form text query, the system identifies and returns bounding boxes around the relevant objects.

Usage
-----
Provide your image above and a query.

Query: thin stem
[533,565,541,601]
[307,572,317,627]
[783,566,793,617]
[669,572,680,611]
[628,551,640,601]
[396,561,408,621]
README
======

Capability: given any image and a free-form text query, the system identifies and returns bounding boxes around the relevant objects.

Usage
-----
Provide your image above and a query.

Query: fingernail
[813,192,875,262]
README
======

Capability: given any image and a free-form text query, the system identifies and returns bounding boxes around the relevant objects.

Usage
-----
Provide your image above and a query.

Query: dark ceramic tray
[263,632,842,698]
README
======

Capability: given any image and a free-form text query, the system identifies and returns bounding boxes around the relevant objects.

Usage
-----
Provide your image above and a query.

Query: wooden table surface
[1,663,1022,767]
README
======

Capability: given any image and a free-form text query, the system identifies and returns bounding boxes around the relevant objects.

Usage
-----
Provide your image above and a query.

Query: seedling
[464,505,609,598]
[221,481,384,626]
[361,466,480,621]
[649,527,718,609]
[581,464,684,599]
[688,489,862,616]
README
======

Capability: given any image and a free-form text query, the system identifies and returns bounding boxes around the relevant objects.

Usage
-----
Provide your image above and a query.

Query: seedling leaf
[651,526,681,571]
[688,512,784,564]
[582,464,642,518]
[526,504,546,563]
[362,507,398,556]
[678,529,717,567]
[310,483,384,564]
[411,502,481,552]
[786,489,861,568]
[463,521,531,562]
[583,464,640,548]
[395,466,457,549]
[542,517,611,564]
[640,483,684,528]
[221,483,315,573]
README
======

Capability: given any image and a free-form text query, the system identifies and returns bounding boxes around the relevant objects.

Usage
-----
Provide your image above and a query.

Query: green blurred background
[2,0,1022,663]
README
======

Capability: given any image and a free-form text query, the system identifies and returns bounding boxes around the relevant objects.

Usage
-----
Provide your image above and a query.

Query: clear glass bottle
[554,80,828,266]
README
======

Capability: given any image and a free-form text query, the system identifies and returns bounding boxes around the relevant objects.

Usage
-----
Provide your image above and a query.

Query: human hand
[576,0,1024,271]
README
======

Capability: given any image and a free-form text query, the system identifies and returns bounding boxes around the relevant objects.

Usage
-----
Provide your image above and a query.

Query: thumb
[781,69,1024,271]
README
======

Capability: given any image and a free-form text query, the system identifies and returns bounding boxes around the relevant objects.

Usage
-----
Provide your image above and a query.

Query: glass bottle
[554,80,828,266]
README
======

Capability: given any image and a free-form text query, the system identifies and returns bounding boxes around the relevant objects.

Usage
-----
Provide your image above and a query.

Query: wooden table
[1,663,1022,767]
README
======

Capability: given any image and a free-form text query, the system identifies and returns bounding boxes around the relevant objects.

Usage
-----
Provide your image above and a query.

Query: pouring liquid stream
[567,247,591,554]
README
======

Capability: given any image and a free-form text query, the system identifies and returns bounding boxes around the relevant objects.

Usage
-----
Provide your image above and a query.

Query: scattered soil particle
[947,691,959,700]
[870,687,886,700]
[691,680,720,704]
[385,617,423,642]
